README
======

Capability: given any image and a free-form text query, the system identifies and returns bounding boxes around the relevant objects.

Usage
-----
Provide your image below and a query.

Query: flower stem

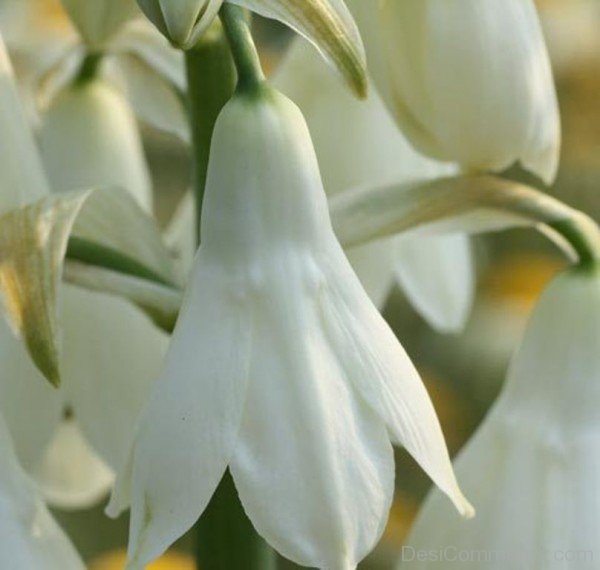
[185,21,275,570]
[220,4,266,94]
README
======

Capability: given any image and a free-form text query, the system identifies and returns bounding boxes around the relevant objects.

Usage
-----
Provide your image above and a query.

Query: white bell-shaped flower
[60,0,140,48]
[0,413,85,569]
[399,266,600,569]
[136,0,223,49]
[348,0,561,184]
[110,86,473,569]
[275,38,474,332]
[39,78,153,212]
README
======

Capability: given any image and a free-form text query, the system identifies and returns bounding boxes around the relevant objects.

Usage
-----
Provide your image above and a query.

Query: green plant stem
[185,23,237,243]
[74,52,104,85]
[549,213,600,270]
[185,19,275,570]
[220,4,265,93]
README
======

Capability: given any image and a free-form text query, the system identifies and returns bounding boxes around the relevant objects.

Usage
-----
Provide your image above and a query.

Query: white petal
[163,191,196,278]
[0,319,63,471]
[39,79,153,212]
[346,240,396,309]
[111,20,186,91]
[275,39,455,198]
[230,278,394,569]
[60,0,139,47]
[0,34,49,213]
[33,419,114,510]
[112,54,190,144]
[123,261,252,568]
[60,284,168,471]
[394,234,475,333]
[0,414,85,569]
[320,251,474,518]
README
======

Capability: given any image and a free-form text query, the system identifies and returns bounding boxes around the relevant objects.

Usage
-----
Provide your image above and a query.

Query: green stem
[185,22,237,243]
[74,52,104,85]
[549,213,600,270]
[185,20,275,570]
[220,4,266,93]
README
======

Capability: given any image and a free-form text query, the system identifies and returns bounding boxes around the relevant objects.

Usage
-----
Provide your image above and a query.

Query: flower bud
[136,0,223,49]
[349,0,561,185]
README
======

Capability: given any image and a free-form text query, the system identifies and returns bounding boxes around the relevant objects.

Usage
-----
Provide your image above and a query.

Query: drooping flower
[347,0,561,184]
[399,266,600,569]
[0,412,85,569]
[0,32,168,509]
[275,38,475,332]
[109,85,473,569]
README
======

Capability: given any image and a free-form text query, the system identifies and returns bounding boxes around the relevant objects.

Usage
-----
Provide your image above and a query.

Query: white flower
[348,0,561,184]
[0,412,85,569]
[110,86,473,569]
[0,32,168,509]
[275,39,475,332]
[60,0,140,48]
[398,266,600,569]
[39,78,154,212]
[136,0,223,49]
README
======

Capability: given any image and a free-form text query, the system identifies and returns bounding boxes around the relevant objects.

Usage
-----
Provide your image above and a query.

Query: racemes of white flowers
[348,0,561,185]
[109,86,473,569]
[398,266,600,569]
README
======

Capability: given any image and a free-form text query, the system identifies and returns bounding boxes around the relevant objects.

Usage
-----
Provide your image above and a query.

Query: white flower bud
[136,0,223,49]
[349,0,561,184]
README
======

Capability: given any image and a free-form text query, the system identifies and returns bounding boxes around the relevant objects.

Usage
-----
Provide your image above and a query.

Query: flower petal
[320,250,474,518]
[230,279,394,569]
[122,261,252,568]
[60,284,168,471]
[33,419,114,510]
[0,33,49,213]
[0,319,63,471]
[0,414,85,569]
[394,234,475,333]
[111,54,190,144]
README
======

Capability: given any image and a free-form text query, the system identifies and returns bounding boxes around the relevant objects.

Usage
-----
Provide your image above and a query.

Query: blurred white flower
[39,78,153,212]
[0,33,168,509]
[137,0,223,49]
[109,87,473,569]
[60,0,140,48]
[275,39,475,332]
[0,413,85,569]
[348,0,561,184]
[399,266,600,569]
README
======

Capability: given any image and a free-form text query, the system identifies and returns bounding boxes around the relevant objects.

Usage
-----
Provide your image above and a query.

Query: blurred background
[1,0,599,568]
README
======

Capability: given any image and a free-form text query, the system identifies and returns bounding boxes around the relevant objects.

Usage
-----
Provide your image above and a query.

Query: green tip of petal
[25,332,61,388]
